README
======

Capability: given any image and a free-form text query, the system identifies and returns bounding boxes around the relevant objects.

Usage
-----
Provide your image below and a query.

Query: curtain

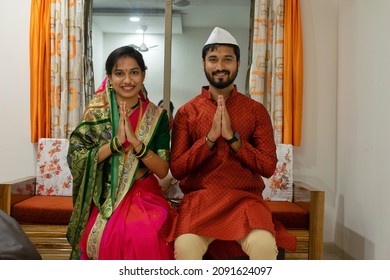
[50,0,90,139]
[283,0,303,146]
[249,0,285,144]
[30,0,92,141]
[30,0,51,142]
[248,0,303,146]
[84,0,95,104]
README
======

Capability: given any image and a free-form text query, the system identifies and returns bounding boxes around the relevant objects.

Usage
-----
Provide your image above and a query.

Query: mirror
[92,0,251,111]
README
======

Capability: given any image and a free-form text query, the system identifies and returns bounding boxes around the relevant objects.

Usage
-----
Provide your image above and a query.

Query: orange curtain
[283,0,303,146]
[30,0,51,142]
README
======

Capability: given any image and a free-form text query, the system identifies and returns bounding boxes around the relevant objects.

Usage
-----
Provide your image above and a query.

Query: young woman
[66,46,173,260]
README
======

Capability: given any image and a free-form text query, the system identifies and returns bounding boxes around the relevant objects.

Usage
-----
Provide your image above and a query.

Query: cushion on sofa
[36,138,73,196]
[11,196,72,225]
[265,201,309,229]
[262,144,293,201]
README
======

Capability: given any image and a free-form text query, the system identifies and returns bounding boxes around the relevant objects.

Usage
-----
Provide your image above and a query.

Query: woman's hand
[119,101,141,148]
[117,102,127,145]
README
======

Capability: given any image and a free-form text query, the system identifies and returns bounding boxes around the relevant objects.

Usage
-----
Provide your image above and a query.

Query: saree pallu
[79,173,173,260]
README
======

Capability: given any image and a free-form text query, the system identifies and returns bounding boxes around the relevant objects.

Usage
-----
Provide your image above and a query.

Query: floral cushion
[11,177,36,195]
[262,144,293,202]
[35,138,73,196]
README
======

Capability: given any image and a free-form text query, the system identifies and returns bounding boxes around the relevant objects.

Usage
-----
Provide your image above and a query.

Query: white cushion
[35,138,73,196]
[262,144,293,201]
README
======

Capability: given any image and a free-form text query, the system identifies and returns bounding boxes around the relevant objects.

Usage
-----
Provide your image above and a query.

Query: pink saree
[79,173,173,260]
[70,80,173,260]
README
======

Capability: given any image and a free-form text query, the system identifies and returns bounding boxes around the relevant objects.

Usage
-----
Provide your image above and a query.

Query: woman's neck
[116,95,139,109]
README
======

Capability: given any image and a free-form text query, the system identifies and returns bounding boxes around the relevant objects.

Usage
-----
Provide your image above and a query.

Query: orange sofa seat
[266,201,309,229]
[10,198,308,231]
[11,196,72,225]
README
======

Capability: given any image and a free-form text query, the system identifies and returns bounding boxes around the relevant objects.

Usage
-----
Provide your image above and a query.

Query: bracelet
[206,134,215,144]
[134,142,149,159]
[142,151,153,161]
[137,147,149,159]
[114,136,123,150]
[133,142,145,156]
[110,139,116,153]
[133,141,142,150]
[110,136,122,154]
[112,137,120,152]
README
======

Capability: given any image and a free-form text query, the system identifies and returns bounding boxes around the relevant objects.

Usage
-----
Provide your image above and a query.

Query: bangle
[206,134,215,144]
[134,142,145,156]
[134,142,149,159]
[110,136,122,154]
[110,139,116,153]
[133,141,142,150]
[112,137,120,152]
[142,151,153,161]
[114,136,123,150]
[137,147,149,159]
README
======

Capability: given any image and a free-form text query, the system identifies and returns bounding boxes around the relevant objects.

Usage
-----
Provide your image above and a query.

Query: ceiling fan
[130,25,158,52]
[173,0,190,7]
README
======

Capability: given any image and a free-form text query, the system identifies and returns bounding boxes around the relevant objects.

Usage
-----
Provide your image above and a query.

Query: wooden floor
[21,224,71,260]
[21,225,311,260]
[286,230,310,260]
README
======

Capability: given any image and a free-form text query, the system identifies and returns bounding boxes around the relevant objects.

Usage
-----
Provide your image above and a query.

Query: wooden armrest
[293,181,325,260]
[0,176,36,215]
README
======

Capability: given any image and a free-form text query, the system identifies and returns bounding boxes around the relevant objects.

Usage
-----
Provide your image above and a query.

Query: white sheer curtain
[50,0,91,138]
[249,0,285,144]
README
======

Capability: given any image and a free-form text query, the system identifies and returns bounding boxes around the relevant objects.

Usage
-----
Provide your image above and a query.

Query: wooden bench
[0,176,324,260]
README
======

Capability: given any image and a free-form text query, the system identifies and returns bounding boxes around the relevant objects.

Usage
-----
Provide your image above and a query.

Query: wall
[337,0,390,259]
[0,0,36,183]
[92,27,249,110]
[297,0,339,246]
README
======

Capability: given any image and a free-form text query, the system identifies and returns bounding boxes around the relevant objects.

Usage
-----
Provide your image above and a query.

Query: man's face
[203,45,239,89]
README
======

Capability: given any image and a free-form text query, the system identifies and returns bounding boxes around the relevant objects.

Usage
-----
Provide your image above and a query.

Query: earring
[108,81,113,89]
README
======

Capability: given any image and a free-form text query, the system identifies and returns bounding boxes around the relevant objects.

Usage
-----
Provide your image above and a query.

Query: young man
[162,27,278,260]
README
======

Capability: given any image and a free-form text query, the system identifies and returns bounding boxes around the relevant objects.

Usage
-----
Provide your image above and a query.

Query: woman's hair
[105,46,148,75]
[158,100,174,113]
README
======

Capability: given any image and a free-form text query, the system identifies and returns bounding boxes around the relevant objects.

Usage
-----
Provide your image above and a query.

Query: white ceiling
[92,0,251,34]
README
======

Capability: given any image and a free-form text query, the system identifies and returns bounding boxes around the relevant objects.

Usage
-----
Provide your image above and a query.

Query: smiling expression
[203,45,239,90]
[108,55,145,104]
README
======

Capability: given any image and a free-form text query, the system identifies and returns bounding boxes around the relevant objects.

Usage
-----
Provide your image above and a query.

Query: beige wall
[337,0,390,259]
[296,0,339,246]
[0,0,36,182]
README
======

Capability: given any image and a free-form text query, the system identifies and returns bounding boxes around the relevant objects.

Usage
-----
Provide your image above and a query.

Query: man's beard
[205,69,238,89]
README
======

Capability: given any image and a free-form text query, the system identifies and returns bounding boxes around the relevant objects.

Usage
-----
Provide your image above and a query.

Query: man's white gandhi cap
[204,27,238,46]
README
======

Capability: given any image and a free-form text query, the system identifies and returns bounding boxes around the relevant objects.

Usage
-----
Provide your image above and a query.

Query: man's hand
[219,95,234,140]
[207,95,223,142]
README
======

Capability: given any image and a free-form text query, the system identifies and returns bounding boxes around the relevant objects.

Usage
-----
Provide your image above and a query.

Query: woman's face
[108,55,145,102]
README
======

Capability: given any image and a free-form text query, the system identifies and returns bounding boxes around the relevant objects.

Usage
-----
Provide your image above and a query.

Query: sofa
[0,140,324,260]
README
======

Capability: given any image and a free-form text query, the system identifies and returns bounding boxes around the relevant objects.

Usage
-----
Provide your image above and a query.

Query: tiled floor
[323,252,341,260]
[322,243,348,260]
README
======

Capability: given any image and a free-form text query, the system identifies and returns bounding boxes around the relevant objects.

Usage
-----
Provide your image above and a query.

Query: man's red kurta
[162,86,278,243]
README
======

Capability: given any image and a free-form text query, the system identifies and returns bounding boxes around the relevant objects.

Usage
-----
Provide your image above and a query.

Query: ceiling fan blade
[173,0,190,7]
[129,44,140,49]
[130,26,158,52]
